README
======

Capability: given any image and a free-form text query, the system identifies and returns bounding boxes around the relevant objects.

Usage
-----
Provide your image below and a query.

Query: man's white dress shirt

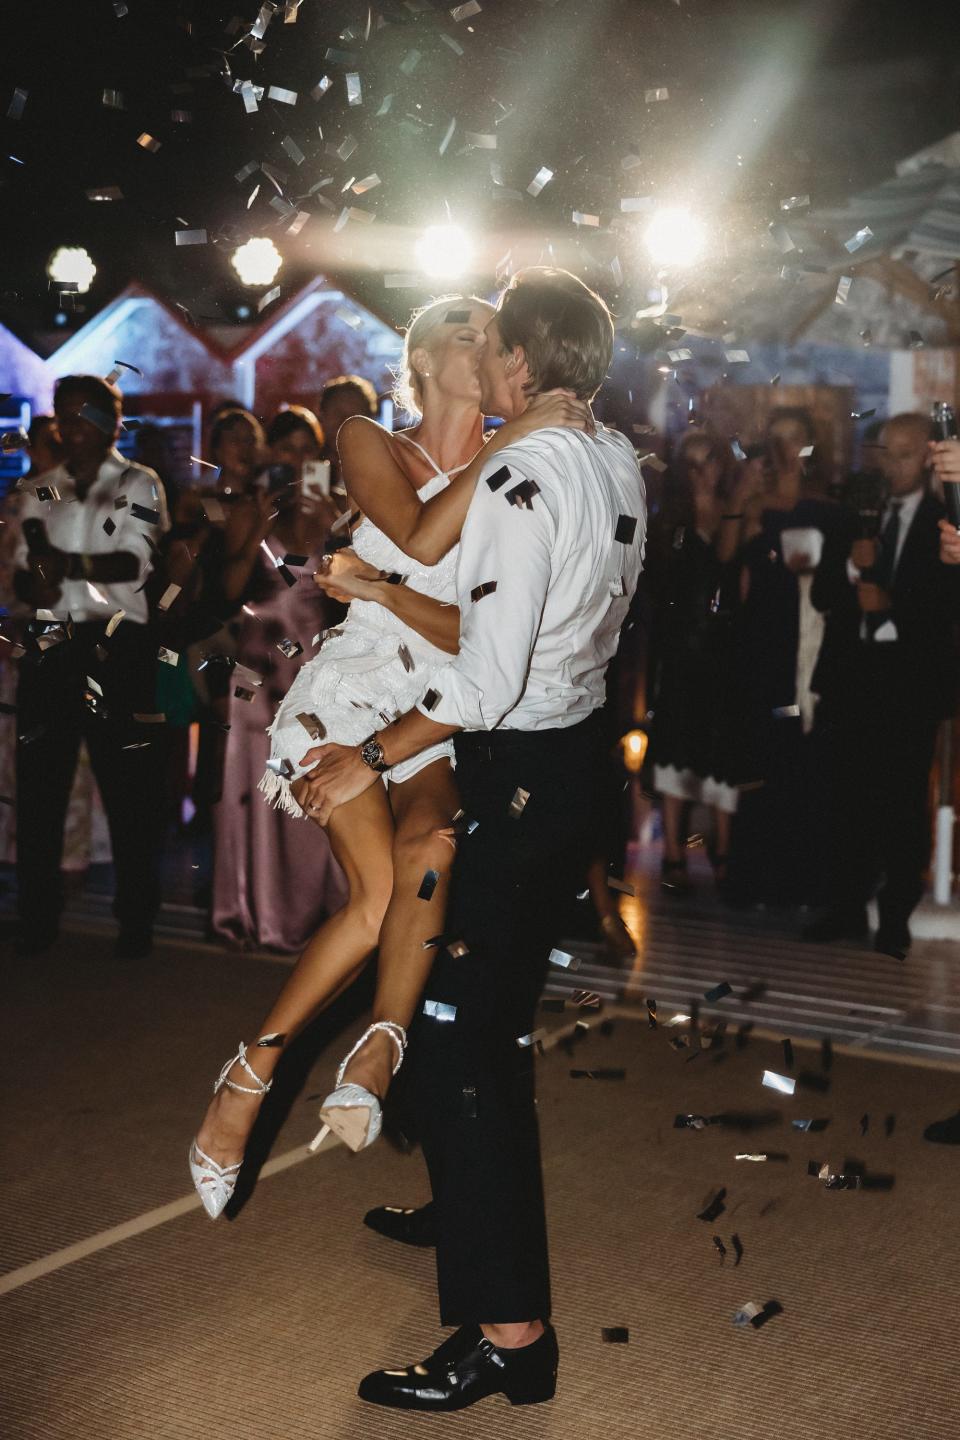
[13,449,169,625]
[417,425,646,733]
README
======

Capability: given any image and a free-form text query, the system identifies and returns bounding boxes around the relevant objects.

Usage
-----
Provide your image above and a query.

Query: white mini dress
[258,435,462,818]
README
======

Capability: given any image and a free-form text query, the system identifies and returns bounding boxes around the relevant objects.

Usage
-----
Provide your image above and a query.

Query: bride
[189,294,591,1216]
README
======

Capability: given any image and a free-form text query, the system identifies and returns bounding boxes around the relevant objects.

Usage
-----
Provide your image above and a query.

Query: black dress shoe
[924,1111,960,1144]
[358,1325,558,1412]
[801,907,869,944]
[363,1201,437,1248]
[874,923,910,961]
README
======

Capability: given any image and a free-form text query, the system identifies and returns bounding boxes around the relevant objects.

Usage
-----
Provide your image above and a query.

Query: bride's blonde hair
[393,294,489,418]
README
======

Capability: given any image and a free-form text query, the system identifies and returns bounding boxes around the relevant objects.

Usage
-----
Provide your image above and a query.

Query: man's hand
[930,439,960,483]
[502,389,596,443]
[857,581,891,614]
[291,742,378,823]
[851,538,877,571]
[938,517,960,565]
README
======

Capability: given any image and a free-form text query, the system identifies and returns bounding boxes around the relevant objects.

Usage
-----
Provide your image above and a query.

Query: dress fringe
[257,767,305,819]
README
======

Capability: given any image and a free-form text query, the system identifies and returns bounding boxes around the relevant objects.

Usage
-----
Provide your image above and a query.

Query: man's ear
[504,346,527,379]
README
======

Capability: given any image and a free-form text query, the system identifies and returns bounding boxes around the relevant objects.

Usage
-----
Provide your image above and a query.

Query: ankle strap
[335,1021,407,1089]
[214,1041,273,1097]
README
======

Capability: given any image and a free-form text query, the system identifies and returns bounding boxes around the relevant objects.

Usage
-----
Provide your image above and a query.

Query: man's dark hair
[28,413,56,445]
[496,267,614,401]
[319,375,378,417]
[53,374,122,420]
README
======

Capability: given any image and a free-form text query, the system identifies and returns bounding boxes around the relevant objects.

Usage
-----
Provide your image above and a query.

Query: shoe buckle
[477,1340,505,1369]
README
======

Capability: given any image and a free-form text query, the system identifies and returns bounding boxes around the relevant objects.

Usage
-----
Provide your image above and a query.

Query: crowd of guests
[642,407,960,959]
[2,377,958,966]
[1,374,378,959]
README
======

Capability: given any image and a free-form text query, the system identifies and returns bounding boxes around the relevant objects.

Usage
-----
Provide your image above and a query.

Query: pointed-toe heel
[189,1040,273,1218]
[310,1020,407,1153]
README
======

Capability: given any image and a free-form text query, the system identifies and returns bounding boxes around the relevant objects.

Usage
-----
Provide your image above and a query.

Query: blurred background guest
[12,376,169,958]
[171,406,268,836]
[645,431,746,894]
[804,413,957,957]
[724,407,842,908]
[211,406,346,951]
[317,375,379,494]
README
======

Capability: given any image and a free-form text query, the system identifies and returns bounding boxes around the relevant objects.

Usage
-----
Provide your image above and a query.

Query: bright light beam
[643,207,708,269]
[414,224,475,280]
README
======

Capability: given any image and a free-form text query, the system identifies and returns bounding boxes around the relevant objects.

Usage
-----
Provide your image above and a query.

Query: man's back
[443,424,646,732]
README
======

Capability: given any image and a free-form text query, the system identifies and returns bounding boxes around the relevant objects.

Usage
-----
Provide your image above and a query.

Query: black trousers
[824,646,940,927]
[408,713,601,1326]
[16,620,167,936]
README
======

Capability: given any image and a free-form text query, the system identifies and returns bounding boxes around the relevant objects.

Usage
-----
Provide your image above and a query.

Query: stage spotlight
[415,224,475,280]
[643,207,707,269]
[47,246,97,294]
[231,237,282,286]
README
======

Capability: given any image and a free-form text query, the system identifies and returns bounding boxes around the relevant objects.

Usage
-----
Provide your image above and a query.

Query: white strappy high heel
[189,1042,273,1219]
[309,1021,407,1155]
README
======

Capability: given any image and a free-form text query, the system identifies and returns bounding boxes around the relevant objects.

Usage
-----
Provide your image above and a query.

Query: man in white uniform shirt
[298,269,646,1412]
[13,375,170,958]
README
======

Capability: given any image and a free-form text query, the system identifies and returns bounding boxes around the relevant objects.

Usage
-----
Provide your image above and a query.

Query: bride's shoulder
[336,413,389,452]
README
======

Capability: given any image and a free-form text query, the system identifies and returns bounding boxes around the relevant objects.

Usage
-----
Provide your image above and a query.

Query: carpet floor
[2,931,959,1440]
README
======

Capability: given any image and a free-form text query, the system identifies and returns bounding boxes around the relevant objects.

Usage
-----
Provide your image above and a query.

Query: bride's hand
[314,548,385,602]
[500,388,596,444]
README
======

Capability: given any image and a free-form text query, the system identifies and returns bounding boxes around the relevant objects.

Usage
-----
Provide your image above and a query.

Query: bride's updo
[393,294,486,418]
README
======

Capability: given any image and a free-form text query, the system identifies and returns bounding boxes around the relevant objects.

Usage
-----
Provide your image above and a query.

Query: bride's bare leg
[194,780,396,1168]
[340,759,460,1099]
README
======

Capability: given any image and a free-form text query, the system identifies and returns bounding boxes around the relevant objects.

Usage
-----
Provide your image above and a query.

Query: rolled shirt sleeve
[417,459,557,731]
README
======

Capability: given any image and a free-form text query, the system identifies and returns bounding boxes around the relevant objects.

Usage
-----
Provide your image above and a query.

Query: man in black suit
[803,413,957,959]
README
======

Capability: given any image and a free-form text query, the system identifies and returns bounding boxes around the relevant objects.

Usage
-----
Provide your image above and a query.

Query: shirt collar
[887,487,923,526]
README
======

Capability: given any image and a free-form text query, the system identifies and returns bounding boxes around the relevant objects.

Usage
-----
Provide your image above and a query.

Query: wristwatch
[359,733,390,773]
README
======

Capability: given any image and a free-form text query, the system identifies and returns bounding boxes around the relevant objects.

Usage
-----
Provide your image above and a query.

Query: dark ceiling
[1,0,956,338]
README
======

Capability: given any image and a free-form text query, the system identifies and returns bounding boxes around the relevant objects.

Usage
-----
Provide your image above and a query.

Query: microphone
[932,402,960,530]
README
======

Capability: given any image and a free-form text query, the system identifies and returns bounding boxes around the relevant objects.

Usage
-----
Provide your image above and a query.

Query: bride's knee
[391,820,456,882]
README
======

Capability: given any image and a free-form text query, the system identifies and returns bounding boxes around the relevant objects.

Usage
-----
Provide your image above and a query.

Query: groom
[299,267,646,1411]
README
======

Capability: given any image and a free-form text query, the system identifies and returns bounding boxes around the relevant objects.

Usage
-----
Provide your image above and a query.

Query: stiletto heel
[311,1021,406,1154]
[189,1041,273,1219]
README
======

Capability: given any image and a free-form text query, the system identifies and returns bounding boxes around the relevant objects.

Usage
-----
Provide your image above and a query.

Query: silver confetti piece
[296,712,326,740]
[844,225,873,253]
[835,275,853,305]
[345,72,362,105]
[175,228,207,246]
[548,947,580,970]
[267,86,298,105]
[733,1301,763,1327]
[450,1,481,17]
[762,1069,796,1095]
[527,166,554,197]
[158,646,179,667]
[6,87,28,120]
[423,999,457,1022]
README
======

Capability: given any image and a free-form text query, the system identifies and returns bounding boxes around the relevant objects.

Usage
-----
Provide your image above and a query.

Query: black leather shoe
[363,1201,437,1248]
[801,907,869,944]
[874,924,910,961]
[358,1325,558,1412]
[923,1111,960,1144]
